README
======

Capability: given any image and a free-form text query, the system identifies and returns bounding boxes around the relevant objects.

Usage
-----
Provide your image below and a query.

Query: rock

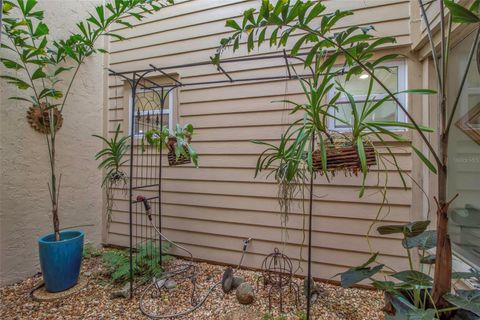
[222,267,234,293]
[84,271,92,277]
[236,282,255,305]
[165,279,176,290]
[231,276,245,289]
[155,278,166,289]
[110,283,130,299]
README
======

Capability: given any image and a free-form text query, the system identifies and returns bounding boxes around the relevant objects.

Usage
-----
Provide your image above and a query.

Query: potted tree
[1,0,174,292]
[214,0,480,318]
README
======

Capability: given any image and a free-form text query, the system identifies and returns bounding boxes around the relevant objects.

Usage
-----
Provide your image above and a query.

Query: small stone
[110,283,130,299]
[231,276,245,289]
[236,282,254,305]
[222,267,234,293]
[84,271,92,277]
[165,279,176,290]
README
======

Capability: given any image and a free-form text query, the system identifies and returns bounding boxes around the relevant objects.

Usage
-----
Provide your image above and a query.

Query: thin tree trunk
[432,164,451,308]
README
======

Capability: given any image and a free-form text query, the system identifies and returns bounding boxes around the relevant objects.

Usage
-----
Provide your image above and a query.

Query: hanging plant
[93,124,129,231]
[144,123,198,167]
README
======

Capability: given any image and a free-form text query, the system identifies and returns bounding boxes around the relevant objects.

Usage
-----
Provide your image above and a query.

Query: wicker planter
[166,137,191,166]
[312,144,376,174]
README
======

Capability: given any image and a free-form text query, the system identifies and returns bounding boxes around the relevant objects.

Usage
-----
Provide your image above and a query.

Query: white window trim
[129,88,174,138]
[327,60,407,132]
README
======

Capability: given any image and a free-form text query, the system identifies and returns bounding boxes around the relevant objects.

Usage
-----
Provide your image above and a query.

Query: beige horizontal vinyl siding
[106,0,415,282]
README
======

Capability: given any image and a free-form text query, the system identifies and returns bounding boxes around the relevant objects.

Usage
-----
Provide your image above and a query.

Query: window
[129,88,174,137]
[327,61,406,130]
[447,31,480,269]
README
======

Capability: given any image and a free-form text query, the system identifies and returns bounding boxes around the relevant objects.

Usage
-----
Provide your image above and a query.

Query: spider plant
[93,124,129,230]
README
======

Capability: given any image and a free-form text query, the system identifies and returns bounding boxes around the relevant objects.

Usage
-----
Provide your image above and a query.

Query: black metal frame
[109,51,318,319]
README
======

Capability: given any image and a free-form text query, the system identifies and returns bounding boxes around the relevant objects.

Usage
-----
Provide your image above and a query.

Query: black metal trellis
[109,51,319,319]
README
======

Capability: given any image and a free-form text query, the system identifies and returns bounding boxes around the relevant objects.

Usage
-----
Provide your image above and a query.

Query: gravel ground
[0,249,385,320]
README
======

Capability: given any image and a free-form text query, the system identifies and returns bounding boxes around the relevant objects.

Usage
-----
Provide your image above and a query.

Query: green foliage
[102,241,172,285]
[444,290,480,317]
[1,0,174,238]
[93,124,129,186]
[144,123,198,167]
[377,221,431,238]
[335,252,384,288]
[261,313,287,320]
[214,0,437,201]
[83,242,101,259]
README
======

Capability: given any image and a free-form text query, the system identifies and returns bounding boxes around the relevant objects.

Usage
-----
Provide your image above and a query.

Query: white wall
[0,0,104,286]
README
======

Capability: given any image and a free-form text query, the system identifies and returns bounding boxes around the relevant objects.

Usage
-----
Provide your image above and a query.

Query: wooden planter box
[312,144,376,174]
[167,137,191,166]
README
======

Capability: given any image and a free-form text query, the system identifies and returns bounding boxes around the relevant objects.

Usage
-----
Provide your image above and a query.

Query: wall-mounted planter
[312,144,376,175]
[38,230,84,292]
[166,137,191,166]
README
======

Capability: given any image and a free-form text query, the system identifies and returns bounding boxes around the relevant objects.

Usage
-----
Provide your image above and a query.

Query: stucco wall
[0,0,104,286]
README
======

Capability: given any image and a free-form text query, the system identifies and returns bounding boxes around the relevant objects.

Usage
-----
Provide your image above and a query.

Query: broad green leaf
[31,67,46,80]
[34,22,49,37]
[0,75,31,89]
[54,66,73,76]
[225,19,241,30]
[444,0,480,23]
[444,290,480,316]
[402,230,437,250]
[0,58,23,70]
[392,270,433,287]
[337,264,383,288]
[377,221,430,237]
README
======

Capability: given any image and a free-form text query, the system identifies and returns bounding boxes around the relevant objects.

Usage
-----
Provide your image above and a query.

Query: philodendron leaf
[420,255,436,264]
[377,221,430,237]
[402,230,437,250]
[372,280,398,293]
[392,270,433,287]
[337,264,384,288]
[386,295,437,320]
[335,252,383,288]
[444,290,480,316]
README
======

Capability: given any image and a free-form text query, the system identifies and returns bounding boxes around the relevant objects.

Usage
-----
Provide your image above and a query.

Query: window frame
[129,88,174,139]
[326,60,407,131]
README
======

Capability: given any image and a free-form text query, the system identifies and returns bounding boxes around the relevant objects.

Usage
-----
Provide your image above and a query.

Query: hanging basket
[312,143,377,174]
[166,137,191,166]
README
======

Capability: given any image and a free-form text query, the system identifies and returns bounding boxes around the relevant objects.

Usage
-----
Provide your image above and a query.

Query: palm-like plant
[1,0,174,241]
[93,124,129,230]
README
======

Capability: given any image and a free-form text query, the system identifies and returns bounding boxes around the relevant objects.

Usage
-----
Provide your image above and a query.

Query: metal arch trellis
[108,51,333,319]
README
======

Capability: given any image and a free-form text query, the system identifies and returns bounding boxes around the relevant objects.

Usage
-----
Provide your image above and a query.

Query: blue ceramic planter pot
[38,230,84,292]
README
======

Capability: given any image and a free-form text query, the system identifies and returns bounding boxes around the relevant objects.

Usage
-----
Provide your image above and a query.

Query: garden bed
[0,248,385,319]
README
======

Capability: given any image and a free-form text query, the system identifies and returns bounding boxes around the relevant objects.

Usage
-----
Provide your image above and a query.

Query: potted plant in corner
[1,0,174,292]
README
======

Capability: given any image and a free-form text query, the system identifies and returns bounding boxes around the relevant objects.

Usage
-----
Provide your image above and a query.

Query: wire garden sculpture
[258,248,301,314]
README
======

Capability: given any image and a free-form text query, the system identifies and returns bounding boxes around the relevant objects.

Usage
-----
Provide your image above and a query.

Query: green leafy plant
[1,0,174,241]
[144,123,199,166]
[93,124,129,230]
[83,242,101,259]
[102,241,172,285]
[214,0,480,318]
